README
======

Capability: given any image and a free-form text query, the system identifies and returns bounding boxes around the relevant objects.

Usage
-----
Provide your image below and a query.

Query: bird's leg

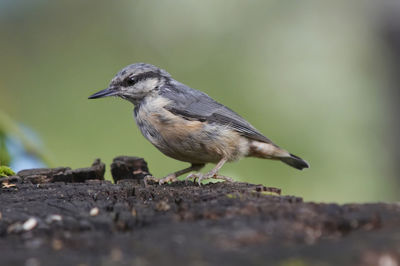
[144,163,205,185]
[186,157,233,186]
[158,163,204,185]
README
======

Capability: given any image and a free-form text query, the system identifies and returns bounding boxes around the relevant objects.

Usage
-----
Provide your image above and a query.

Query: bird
[88,63,309,185]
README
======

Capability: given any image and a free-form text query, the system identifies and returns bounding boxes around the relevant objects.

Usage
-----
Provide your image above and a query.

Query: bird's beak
[88,87,119,99]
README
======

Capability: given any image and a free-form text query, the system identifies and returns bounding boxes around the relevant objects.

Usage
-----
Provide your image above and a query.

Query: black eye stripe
[125,71,162,86]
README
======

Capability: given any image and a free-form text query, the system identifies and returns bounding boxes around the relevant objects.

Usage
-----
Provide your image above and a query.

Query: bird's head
[88,63,171,104]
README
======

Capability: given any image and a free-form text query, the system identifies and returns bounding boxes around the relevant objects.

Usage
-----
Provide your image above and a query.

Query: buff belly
[134,97,250,164]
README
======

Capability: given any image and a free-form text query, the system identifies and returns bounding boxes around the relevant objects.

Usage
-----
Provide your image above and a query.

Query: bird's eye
[127,77,137,86]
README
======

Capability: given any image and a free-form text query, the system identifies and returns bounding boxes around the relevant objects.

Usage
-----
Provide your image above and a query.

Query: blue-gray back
[160,80,274,144]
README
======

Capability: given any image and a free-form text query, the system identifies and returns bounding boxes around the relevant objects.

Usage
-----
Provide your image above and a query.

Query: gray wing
[160,80,274,144]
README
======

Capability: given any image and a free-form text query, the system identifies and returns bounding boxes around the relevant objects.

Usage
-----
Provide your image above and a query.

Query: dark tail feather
[280,153,309,170]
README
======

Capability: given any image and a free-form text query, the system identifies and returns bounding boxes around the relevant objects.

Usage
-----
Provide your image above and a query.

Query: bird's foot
[185,172,233,186]
[143,174,178,186]
[159,174,179,185]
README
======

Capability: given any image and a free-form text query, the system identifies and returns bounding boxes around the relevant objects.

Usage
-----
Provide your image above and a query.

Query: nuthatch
[89,63,309,185]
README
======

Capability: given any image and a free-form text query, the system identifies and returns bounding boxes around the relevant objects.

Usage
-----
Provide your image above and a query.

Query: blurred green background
[1,0,399,203]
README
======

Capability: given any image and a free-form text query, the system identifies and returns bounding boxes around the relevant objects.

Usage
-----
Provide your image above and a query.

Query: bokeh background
[1,0,400,203]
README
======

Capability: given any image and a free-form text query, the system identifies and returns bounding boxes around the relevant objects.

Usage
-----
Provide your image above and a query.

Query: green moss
[0,166,15,177]
[251,190,281,197]
[226,193,236,199]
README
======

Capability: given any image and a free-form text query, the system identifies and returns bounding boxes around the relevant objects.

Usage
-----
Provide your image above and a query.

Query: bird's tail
[248,141,309,170]
[280,153,309,170]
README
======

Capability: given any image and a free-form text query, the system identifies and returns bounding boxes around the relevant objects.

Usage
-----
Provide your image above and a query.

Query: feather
[160,80,275,144]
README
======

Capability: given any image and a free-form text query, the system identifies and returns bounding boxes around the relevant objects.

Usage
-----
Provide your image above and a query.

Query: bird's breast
[134,96,202,144]
[133,96,249,163]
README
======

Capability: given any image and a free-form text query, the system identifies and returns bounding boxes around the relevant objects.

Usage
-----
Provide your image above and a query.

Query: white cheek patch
[141,96,171,112]
[135,78,159,92]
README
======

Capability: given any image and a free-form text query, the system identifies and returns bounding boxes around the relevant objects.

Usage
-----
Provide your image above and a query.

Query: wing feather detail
[160,81,274,144]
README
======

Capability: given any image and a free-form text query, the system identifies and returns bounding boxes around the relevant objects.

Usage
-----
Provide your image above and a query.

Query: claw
[197,173,208,186]
[143,175,158,186]
[143,174,178,186]
[159,175,178,185]
[185,173,200,185]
